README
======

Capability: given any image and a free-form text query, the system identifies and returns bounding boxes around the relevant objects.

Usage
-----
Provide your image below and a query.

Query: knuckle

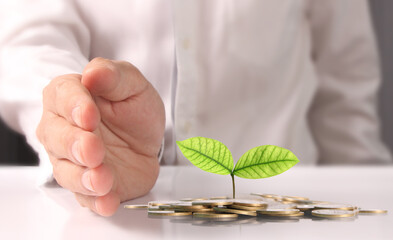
[91,57,114,70]
[36,115,52,146]
[89,57,117,77]
[36,122,43,143]
[53,74,81,89]
[42,85,50,100]
[54,78,71,94]
[118,60,134,69]
[119,60,140,75]
[36,113,54,146]
[90,57,108,65]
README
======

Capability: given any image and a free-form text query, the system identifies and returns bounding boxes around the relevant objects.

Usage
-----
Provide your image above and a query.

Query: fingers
[81,57,149,101]
[42,74,100,131]
[37,111,105,168]
[51,156,114,197]
[75,191,120,216]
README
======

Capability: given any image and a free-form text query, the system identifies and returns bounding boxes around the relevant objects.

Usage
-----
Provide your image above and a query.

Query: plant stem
[231,173,236,199]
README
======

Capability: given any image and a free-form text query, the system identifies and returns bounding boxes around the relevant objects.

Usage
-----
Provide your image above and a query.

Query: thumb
[81,57,148,101]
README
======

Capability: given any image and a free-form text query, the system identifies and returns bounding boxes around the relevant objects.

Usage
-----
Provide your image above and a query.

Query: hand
[36,58,165,216]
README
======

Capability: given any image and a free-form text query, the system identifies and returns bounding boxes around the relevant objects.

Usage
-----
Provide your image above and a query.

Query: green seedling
[176,137,299,198]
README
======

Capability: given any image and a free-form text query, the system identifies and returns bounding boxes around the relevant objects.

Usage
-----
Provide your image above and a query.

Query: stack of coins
[124,193,388,225]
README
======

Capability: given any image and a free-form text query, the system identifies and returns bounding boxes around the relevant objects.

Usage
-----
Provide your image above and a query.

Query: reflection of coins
[125,193,387,226]
[258,217,300,223]
[124,204,148,209]
[193,212,238,219]
[312,210,356,218]
[359,209,388,214]
[213,207,257,217]
[257,209,301,216]
[148,210,193,216]
[192,200,233,206]
[233,200,268,207]
[314,204,355,211]
[261,212,304,217]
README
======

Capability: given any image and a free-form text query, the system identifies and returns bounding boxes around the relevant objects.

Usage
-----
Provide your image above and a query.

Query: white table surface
[1,165,392,240]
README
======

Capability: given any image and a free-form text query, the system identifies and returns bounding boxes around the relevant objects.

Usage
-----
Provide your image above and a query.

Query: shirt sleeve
[0,0,90,179]
[307,0,392,164]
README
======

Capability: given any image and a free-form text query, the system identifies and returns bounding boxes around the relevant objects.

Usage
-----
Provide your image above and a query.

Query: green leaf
[233,145,299,179]
[176,137,233,175]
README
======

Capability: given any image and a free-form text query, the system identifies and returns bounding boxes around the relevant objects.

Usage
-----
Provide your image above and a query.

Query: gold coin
[148,200,182,206]
[179,198,194,202]
[171,203,207,211]
[213,207,257,217]
[359,209,388,214]
[193,212,238,219]
[192,200,233,206]
[281,212,304,217]
[281,198,313,205]
[251,193,281,199]
[257,209,300,216]
[296,200,314,205]
[158,205,176,210]
[176,208,214,213]
[250,193,266,197]
[228,204,267,211]
[209,196,229,200]
[282,196,309,201]
[148,210,193,216]
[311,201,332,205]
[314,204,355,211]
[124,204,148,209]
[312,210,356,218]
[180,198,208,202]
[281,198,298,203]
[148,207,167,211]
[296,205,315,211]
[267,203,297,209]
[233,199,268,207]
[280,201,296,205]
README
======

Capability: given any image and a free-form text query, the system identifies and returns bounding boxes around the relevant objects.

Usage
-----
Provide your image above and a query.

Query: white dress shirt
[0,0,391,180]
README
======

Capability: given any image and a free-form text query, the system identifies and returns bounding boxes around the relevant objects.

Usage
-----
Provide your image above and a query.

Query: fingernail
[72,141,84,165]
[82,171,95,192]
[72,106,82,127]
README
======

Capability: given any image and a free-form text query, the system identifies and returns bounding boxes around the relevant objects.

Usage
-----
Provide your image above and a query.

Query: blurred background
[0,0,392,166]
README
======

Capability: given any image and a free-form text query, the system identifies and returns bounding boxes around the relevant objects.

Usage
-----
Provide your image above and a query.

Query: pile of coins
[124,193,387,225]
